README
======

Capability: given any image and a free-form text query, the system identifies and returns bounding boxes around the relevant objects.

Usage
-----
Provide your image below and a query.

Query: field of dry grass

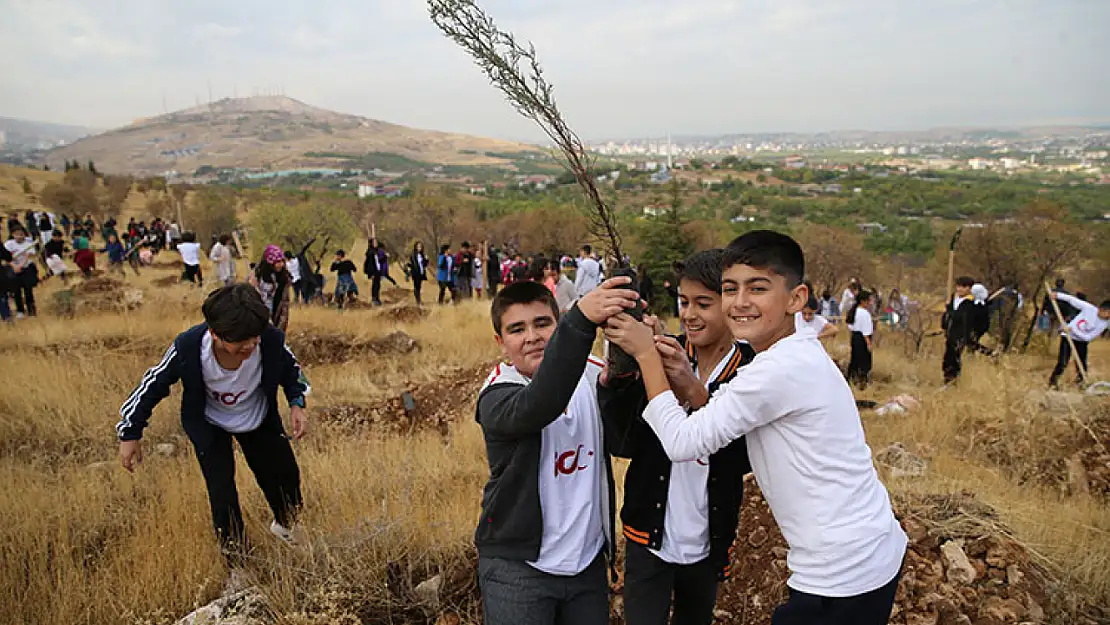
[1,261,1108,624]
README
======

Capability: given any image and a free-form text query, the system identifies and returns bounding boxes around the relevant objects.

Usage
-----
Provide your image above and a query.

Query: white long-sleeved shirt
[1056,293,1108,343]
[642,331,907,598]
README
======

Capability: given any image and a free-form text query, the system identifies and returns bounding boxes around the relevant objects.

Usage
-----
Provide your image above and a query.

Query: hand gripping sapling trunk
[607,266,644,378]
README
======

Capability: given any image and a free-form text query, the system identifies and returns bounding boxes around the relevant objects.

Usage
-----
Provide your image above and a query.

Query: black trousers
[846,331,872,388]
[195,424,302,561]
[772,566,902,625]
[1050,336,1089,386]
[371,274,382,303]
[412,278,425,304]
[623,541,720,625]
[11,282,35,315]
[942,338,965,383]
[438,280,454,304]
[183,263,202,284]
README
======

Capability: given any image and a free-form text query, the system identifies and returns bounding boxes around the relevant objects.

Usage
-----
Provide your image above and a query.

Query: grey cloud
[0,0,1105,141]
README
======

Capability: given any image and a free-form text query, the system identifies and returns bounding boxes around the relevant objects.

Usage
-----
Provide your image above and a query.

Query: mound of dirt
[960,400,1110,500]
[73,276,124,294]
[708,486,1056,625]
[288,330,421,366]
[152,274,182,287]
[320,362,494,436]
[377,304,430,324]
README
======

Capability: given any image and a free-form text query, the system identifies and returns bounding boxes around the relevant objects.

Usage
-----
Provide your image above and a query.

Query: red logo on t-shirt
[555,445,594,478]
[1076,319,1091,333]
[209,390,247,406]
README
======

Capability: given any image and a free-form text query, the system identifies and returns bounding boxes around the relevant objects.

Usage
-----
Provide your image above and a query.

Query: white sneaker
[15,312,24,319]
[269,520,300,546]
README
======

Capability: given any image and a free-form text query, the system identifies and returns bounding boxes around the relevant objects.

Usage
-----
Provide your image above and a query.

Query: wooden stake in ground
[1044,280,1089,383]
[945,227,963,307]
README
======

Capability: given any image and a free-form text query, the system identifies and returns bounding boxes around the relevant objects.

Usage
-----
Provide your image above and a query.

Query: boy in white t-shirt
[474,278,638,625]
[605,230,907,625]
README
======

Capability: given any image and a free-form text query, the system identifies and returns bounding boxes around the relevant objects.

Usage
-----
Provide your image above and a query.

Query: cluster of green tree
[303,151,431,171]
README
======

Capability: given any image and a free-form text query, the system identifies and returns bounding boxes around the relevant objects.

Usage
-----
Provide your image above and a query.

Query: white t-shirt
[178,242,201,266]
[795,312,829,336]
[643,332,907,598]
[848,308,874,337]
[200,331,268,433]
[1057,293,1109,343]
[286,257,302,282]
[529,363,607,576]
[653,344,740,565]
[5,238,36,269]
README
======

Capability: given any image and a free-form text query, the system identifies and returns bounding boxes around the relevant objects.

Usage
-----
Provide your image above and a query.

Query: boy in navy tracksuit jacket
[116,284,311,561]
[599,249,755,625]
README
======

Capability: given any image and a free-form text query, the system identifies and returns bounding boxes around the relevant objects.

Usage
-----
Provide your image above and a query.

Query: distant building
[358,182,405,198]
[857,222,887,234]
[968,158,992,170]
[784,156,806,169]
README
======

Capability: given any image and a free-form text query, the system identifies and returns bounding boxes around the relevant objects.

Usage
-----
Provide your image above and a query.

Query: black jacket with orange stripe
[598,336,755,579]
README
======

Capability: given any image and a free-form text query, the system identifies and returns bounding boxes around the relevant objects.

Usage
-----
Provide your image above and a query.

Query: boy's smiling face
[495,301,558,377]
[678,278,729,350]
[721,263,807,352]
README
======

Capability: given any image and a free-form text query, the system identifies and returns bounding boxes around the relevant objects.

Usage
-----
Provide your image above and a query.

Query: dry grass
[1,267,1108,624]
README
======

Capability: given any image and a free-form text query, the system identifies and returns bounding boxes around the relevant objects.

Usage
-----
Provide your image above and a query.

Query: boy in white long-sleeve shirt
[605,230,906,625]
[1048,291,1110,388]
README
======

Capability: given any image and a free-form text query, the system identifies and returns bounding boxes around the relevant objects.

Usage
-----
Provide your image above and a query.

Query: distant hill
[41,96,542,176]
[0,117,102,151]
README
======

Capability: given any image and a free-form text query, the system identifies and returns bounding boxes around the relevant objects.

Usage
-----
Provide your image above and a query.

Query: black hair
[490,281,559,336]
[822,289,831,300]
[846,289,872,325]
[526,256,550,282]
[955,276,974,288]
[1099,300,1110,310]
[181,231,196,243]
[219,234,231,245]
[462,241,471,249]
[674,248,726,293]
[335,249,346,257]
[805,296,819,310]
[255,254,290,285]
[440,244,450,254]
[721,230,804,287]
[413,241,424,254]
[202,284,270,342]
[581,244,592,254]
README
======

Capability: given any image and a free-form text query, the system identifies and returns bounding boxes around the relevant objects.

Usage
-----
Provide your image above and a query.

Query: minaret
[666,131,673,169]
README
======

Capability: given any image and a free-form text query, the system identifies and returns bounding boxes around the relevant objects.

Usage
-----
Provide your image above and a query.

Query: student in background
[604,231,906,625]
[4,226,38,317]
[455,241,476,300]
[284,251,302,303]
[846,290,875,388]
[330,249,359,310]
[44,230,69,284]
[547,259,577,313]
[407,241,431,306]
[942,277,976,384]
[250,245,292,332]
[178,232,203,285]
[486,242,501,299]
[574,244,602,298]
[1048,291,1110,388]
[474,279,638,625]
[436,243,456,305]
[796,296,839,342]
[840,279,860,323]
[104,233,126,275]
[819,289,839,320]
[600,249,755,625]
[209,235,236,287]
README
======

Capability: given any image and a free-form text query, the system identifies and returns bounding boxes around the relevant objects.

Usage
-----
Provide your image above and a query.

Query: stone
[771,546,788,558]
[434,612,461,625]
[414,574,443,614]
[155,443,177,457]
[713,609,734,621]
[748,525,769,548]
[86,461,113,472]
[1006,565,1024,586]
[1025,389,1086,414]
[175,587,269,625]
[905,613,939,625]
[982,596,1026,622]
[941,541,977,585]
[875,442,928,478]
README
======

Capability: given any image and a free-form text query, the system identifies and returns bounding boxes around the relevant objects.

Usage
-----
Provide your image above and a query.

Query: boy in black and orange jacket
[599,249,755,625]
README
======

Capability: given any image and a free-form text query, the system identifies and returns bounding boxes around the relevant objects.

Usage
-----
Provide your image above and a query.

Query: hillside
[41,96,541,176]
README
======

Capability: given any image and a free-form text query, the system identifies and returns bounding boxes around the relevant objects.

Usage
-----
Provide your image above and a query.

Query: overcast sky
[1,0,1106,142]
